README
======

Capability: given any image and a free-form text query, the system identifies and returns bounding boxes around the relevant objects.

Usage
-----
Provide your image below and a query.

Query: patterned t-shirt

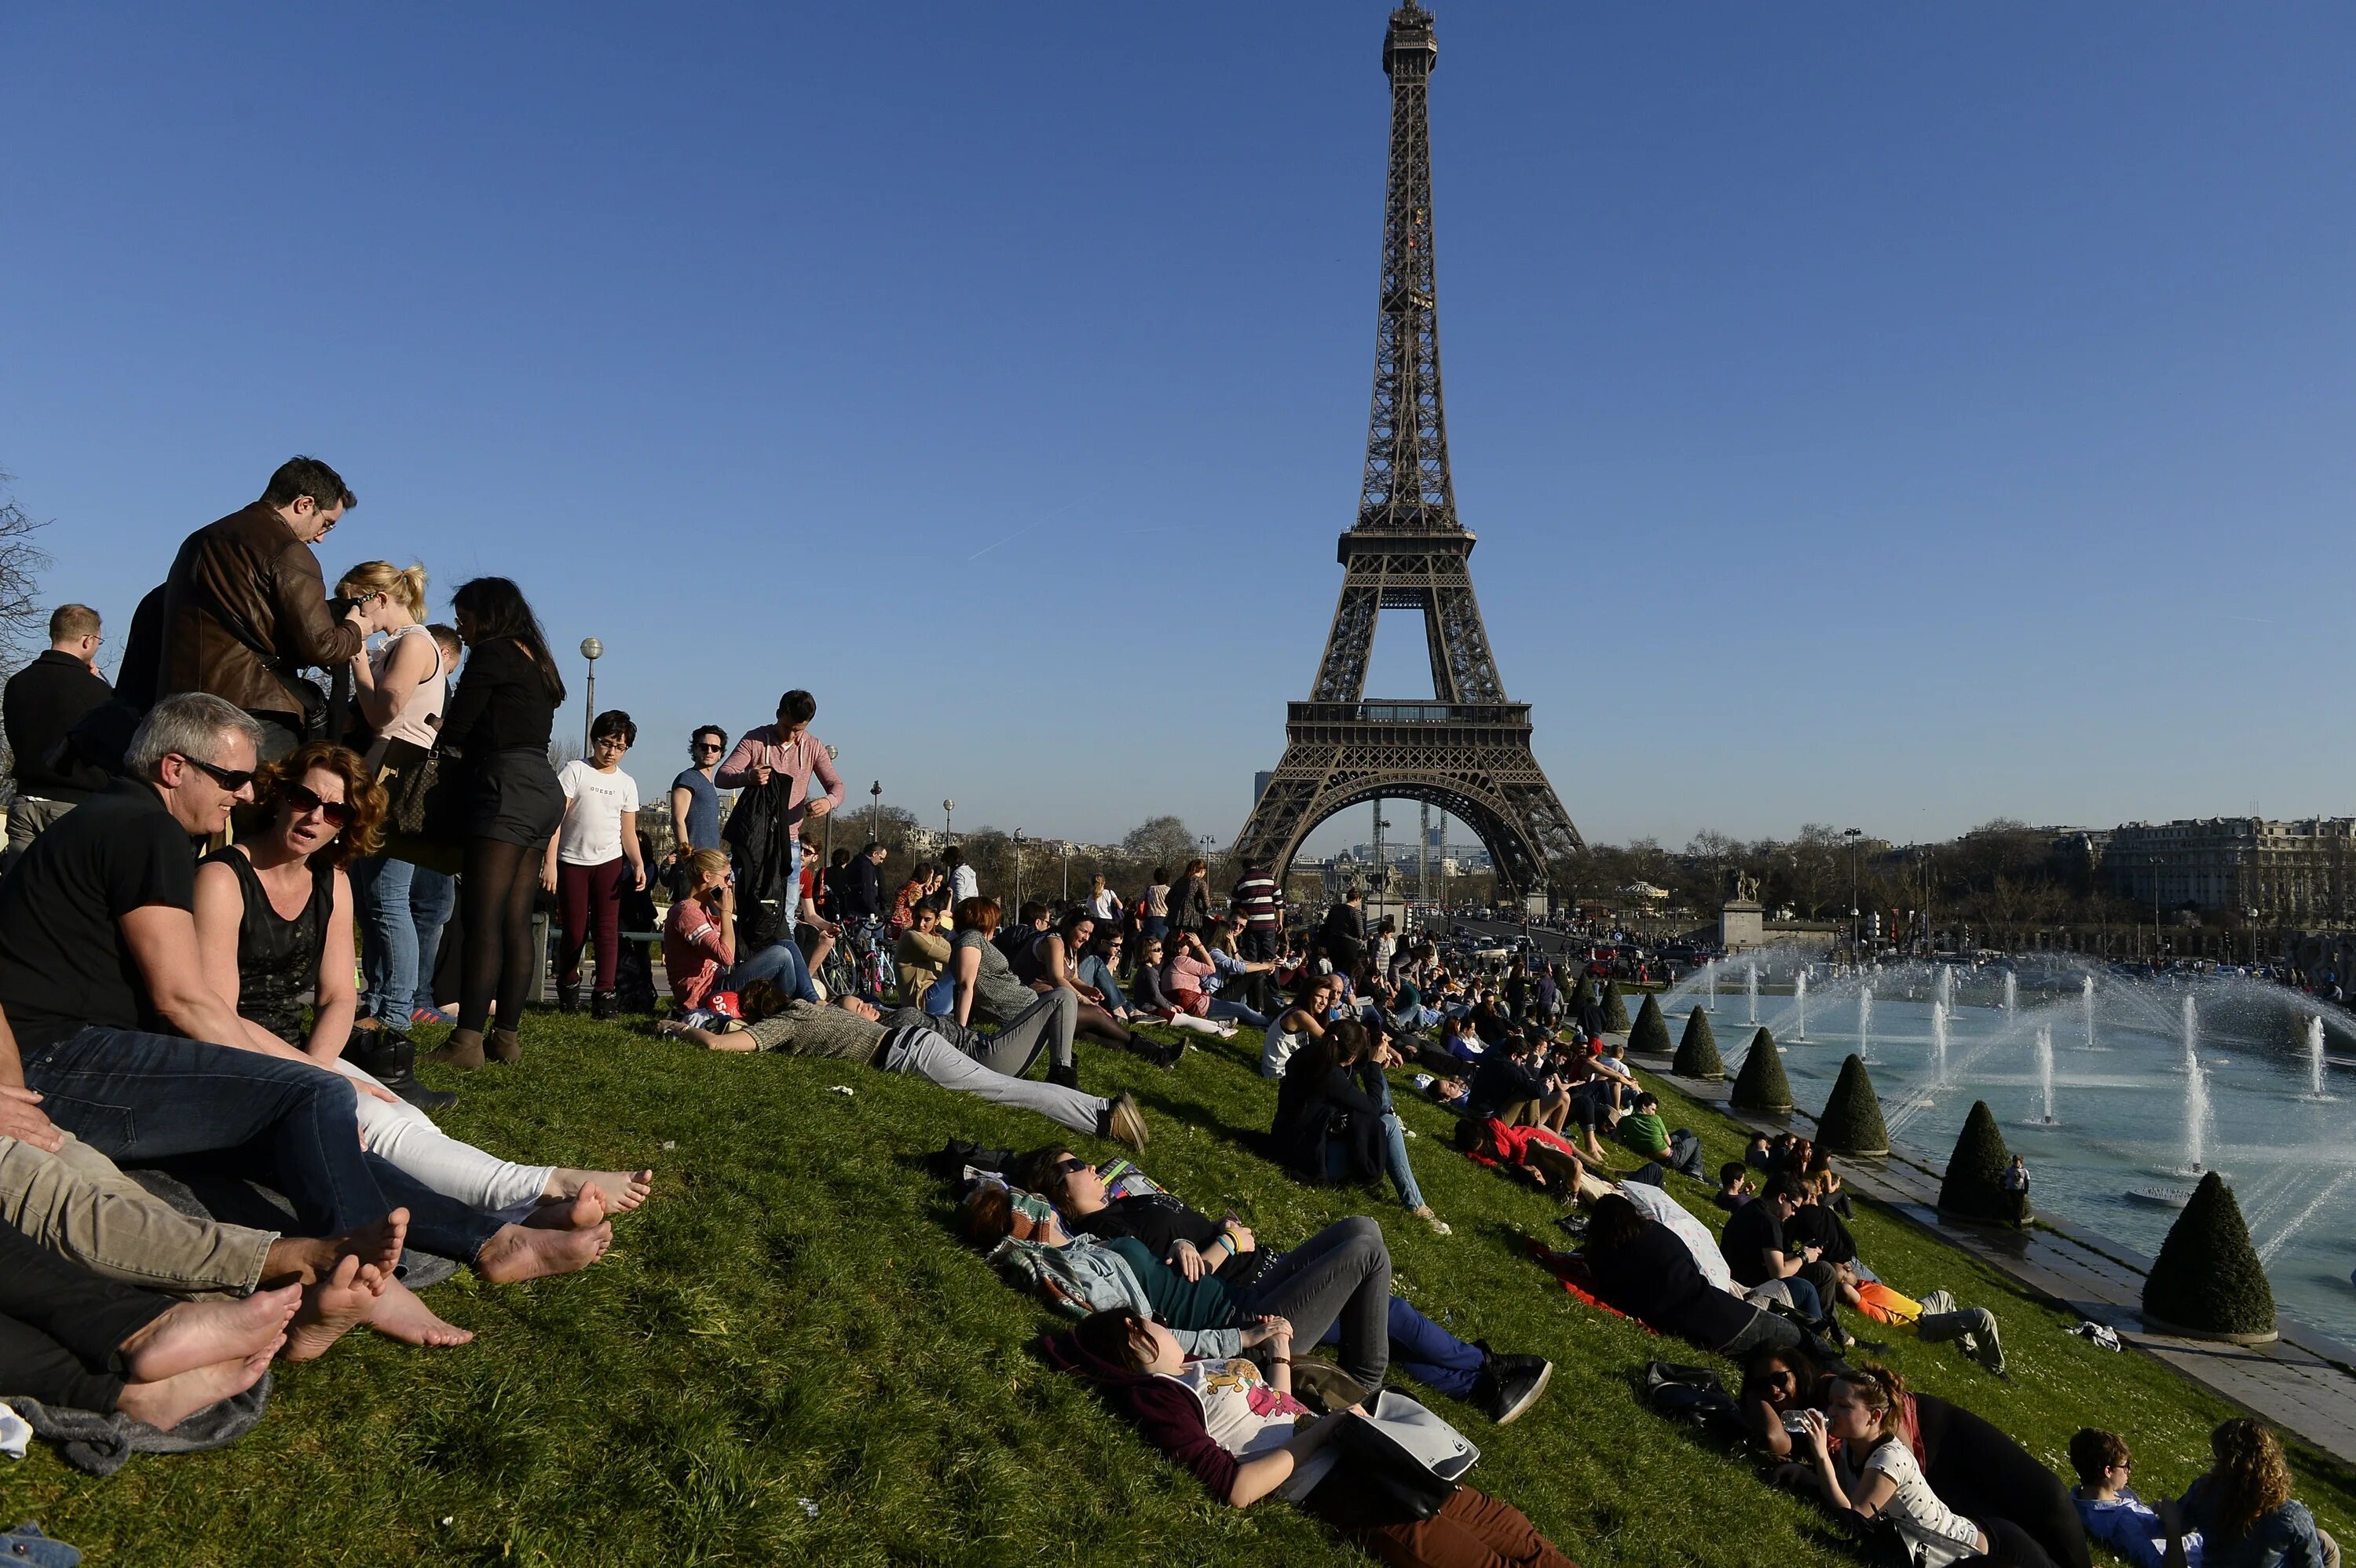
[1162,1358,1338,1502]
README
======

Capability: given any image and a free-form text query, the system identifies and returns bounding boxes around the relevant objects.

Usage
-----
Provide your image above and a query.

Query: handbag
[375,733,467,872]
[1319,1390,1477,1525]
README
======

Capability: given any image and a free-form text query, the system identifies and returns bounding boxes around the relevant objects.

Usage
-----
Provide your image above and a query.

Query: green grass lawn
[3,1011,2351,1566]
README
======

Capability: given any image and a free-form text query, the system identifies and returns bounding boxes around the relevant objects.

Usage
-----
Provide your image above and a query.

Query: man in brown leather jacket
[153,455,368,761]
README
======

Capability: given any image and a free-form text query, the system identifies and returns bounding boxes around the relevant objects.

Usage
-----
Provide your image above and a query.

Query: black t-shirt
[1719,1197,1787,1288]
[1070,1193,1220,1257]
[0,777,196,1053]
[1784,1201,1857,1266]
[1587,1222,1757,1353]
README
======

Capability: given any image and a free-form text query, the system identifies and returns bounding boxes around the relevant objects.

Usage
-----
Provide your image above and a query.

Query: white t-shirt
[1165,1358,1339,1503]
[1618,1180,1735,1295]
[1862,1438,1981,1568]
[556,760,641,866]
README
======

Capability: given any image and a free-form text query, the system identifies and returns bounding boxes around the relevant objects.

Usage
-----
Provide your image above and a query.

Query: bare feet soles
[261,1206,409,1288]
[285,1254,389,1363]
[475,1220,613,1284]
[118,1283,302,1382]
[548,1168,653,1212]
[115,1340,283,1431]
[367,1280,474,1348]
[524,1186,607,1231]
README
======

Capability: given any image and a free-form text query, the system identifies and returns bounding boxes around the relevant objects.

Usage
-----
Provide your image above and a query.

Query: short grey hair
[126,693,267,780]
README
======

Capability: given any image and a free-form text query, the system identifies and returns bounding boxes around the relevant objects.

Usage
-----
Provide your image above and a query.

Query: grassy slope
[2,1014,2350,1567]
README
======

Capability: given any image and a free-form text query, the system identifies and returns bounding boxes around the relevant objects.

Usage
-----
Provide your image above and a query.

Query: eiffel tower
[1231,1,1582,902]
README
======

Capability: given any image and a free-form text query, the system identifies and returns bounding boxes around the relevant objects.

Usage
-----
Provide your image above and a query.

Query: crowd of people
[0,455,2339,1565]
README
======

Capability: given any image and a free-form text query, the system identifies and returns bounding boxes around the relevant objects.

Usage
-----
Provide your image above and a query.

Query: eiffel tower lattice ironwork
[1231,1,1582,901]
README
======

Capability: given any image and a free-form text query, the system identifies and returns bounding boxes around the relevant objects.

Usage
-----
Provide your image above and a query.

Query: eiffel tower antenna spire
[1231,2,1582,903]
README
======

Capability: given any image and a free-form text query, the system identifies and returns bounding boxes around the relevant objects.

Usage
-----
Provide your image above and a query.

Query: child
[1716,1160,1754,1212]
[545,709,648,1019]
[663,850,737,1025]
[2070,1427,2200,1568]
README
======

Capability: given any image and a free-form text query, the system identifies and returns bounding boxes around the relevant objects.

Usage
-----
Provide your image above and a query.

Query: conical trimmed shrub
[1730,1027,1791,1113]
[2143,1171,2276,1338]
[1600,979,1630,1033]
[1629,992,1673,1054]
[1815,1054,1889,1156]
[1674,1007,1725,1079]
[1937,1101,2029,1226]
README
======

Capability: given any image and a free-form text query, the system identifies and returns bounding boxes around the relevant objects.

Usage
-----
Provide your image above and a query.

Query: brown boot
[486,1028,522,1065]
[425,1029,485,1073]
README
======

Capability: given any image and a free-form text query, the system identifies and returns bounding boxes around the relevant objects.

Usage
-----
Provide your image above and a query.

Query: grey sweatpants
[1233,1215,1394,1391]
[971,987,1078,1078]
[1915,1288,2005,1373]
[879,1029,1105,1137]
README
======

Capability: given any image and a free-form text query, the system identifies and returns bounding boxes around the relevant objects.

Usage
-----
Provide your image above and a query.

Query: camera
[326,594,364,622]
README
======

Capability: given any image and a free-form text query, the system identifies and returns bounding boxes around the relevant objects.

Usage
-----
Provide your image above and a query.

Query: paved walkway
[1619,1040,2356,1469]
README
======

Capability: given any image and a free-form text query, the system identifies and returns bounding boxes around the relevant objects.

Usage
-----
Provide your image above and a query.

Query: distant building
[2106,817,2356,924]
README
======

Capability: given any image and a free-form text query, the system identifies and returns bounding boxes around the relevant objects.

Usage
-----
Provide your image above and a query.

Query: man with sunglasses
[0,693,401,1252]
[663,725,728,897]
[152,455,368,763]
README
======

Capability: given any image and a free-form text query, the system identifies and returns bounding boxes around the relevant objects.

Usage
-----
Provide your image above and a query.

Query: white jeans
[335,1061,554,1212]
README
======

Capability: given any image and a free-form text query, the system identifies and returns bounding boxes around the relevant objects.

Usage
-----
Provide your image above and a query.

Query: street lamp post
[1062,841,1072,902]
[2151,855,2163,963]
[869,780,882,845]
[943,799,955,843]
[823,744,840,862]
[1012,831,1026,912]
[1843,828,1862,958]
[578,638,603,753]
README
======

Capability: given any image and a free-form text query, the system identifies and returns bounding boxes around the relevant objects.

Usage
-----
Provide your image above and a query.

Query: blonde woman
[337,561,463,1084]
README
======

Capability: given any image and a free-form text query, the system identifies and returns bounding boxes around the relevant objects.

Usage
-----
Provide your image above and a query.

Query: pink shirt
[1168,951,1216,1001]
[713,724,846,829]
[664,897,733,1010]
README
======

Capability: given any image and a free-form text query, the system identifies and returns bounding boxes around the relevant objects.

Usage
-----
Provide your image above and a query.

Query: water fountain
[2258,1171,2356,1266]
[1935,963,1952,1013]
[1705,959,1718,1014]
[2309,1014,2330,1100]
[2182,996,2208,1175]
[2003,971,2018,1016]
[2081,974,2098,1049]
[2030,1025,2058,1124]
[1746,963,1758,1027]
[1794,969,1809,1041]
[1858,985,1875,1064]
[1931,1000,1950,1087]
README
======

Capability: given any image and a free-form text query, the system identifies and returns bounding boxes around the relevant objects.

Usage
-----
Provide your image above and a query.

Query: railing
[1286,700,1530,727]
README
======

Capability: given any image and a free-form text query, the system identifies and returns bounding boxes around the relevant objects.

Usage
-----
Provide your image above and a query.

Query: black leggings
[1074,1000,1133,1050]
[1919,1394,2090,1568]
[0,1219,169,1415]
[459,835,545,1035]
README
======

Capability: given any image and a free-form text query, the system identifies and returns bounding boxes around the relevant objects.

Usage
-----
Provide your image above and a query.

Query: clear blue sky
[4,3,2351,857]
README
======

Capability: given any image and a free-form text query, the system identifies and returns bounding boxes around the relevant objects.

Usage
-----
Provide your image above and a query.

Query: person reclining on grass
[1014,1146,1551,1425]
[1615,1091,1706,1179]
[2068,1427,2204,1568]
[0,1213,308,1432]
[1833,1262,2004,1376]
[1791,1363,2071,1568]
[663,987,1149,1152]
[1579,1193,1816,1362]
[1041,1307,1582,1568]
[1456,1114,1605,1201]
[2157,1417,2338,1568]
[192,743,625,1294]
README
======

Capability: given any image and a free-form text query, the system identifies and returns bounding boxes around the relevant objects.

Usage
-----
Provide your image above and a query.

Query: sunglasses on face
[695,743,723,753]
[1050,1157,1089,1178]
[179,755,258,793]
[281,780,355,827]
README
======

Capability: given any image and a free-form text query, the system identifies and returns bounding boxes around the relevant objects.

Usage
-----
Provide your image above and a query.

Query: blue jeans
[1315,1293,1485,1400]
[351,854,459,1024]
[1780,1275,1827,1321]
[1206,996,1271,1029]
[729,940,818,1004]
[21,1025,389,1236]
[1325,1109,1427,1212]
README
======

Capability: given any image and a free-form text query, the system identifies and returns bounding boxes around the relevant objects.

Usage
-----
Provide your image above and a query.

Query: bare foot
[524,1186,606,1231]
[285,1255,387,1363]
[367,1279,474,1348]
[547,1168,653,1212]
[258,1205,410,1288]
[474,1220,613,1284]
[118,1283,302,1381]
[115,1338,281,1431]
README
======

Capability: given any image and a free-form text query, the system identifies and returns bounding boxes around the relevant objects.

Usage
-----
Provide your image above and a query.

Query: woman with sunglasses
[335,561,460,1091]
[192,744,639,1311]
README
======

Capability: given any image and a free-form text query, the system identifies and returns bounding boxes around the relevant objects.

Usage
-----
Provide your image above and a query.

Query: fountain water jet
[1932,1001,1950,1087]
[2082,975,2098,1049]
[2310,1014,2330,1100]
[1794,970,1809,1041]
[2032,1026,2058,1124]
[2003,972,2018,1016]
[2257,1170,2356,1266]
[1746,963,1758,1027]
[1935,964,1952,1013]
[1858,985,1875,1064]
[2182,996,2209,1174]
[1705,959,1718,1014]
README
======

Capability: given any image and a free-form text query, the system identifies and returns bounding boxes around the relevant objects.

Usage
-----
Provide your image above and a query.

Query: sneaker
[591,992,619,1022]
[1412,1204,1452,1237]
[1100,1091,1148,1153]
[556,985,580,1014]
[1046,1061,1081,1091]
[1472,1354,1554,1425]
[411,1007,454,1029]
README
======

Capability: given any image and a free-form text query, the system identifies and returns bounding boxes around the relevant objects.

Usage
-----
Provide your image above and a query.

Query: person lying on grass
[193,744,623,1299]
[1040,1307,1582,1568]
[1793,1363,2068,1568]
[1833,1261,2007,1377]
[1579,1193,1820,1363]
[1014,1146,1553,1426]
[2069,1427,2204,1568]
[662,985,1149,1152]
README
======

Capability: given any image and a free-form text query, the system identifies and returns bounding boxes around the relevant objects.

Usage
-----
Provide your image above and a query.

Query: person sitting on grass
[0,1215,306,1431]
[1616,1091,1706,1179]
[1463,1033,1573,1137]
[1011,907,1137,1051]
[1073,927,1131,1021]
[1580,1193,1817,1361]
[1260,971,1338,1077]
[1273,1021,1451,1237]
[2158,1418,2338,1568]
[1715,1161,1754,1212]
[1721,1174,1844,1327]
[662,987,1149,1152]
[1041,1307,1581,1568]
[1014,1147,1552,1425]
[1127,935,1231,1044]
[949,896,1103,1084]
[1745,1134,1775,1171]
[194,743,626,1297]
[1792,1363,2064,1568]
[894,902,953,1006]
[2069,1428,2203,1568]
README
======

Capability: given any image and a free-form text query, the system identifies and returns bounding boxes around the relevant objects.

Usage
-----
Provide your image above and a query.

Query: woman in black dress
[426,578,565,1070]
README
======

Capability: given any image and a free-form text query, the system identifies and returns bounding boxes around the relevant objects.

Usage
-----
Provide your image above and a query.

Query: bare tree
[0,472,53,674]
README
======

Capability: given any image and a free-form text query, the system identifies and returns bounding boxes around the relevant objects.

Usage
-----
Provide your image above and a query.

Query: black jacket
[1272,1055,1386,1186]
[721,774,796,952]
[3,651,115,801]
